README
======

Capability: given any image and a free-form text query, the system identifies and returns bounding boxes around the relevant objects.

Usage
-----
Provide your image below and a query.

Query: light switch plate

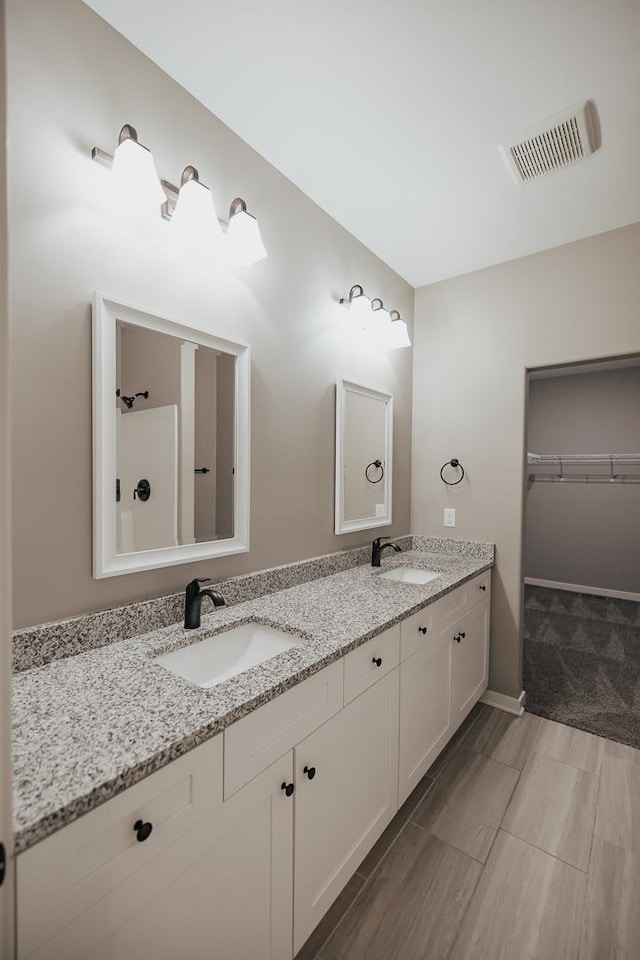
[444,508,456,527]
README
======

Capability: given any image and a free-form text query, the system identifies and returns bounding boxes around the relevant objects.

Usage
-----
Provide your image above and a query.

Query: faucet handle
[186,577,210,595]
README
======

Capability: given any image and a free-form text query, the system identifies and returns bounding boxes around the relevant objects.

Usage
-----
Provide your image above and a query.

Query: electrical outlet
[444,508,456,527]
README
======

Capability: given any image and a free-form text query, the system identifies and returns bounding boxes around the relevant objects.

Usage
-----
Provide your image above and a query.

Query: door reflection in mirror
[116,321,235,554]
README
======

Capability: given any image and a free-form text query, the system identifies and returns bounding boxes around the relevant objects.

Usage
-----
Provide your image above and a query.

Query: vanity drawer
[400,604,436,660]
[467,570,491,609]
[17,734,223,960]
[343,625,400,704]
[429,572,491,637]
[224,659,344,798]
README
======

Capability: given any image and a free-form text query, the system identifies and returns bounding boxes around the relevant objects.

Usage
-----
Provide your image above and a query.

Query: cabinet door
[293,670,399,954]
[398,629,452,806]
[450,599,489,730]
[22,753,294,960]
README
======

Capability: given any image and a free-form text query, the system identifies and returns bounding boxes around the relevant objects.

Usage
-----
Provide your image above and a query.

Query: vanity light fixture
[387,310,411,349]
[226,198,268,267]
[339,285,373,329]
[92,125,267,264]
[340,286,411,348]
[162,165,222,251]
[92,124,165,210]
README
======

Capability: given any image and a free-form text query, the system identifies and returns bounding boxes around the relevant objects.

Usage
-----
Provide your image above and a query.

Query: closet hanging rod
[527,452,640,465]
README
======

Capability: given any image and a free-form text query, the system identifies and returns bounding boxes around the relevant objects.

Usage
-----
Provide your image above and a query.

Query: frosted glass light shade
[369,303,392,338]
[109,137,165,212]
[387,318,411,348]
[171,176,222,252]
[347,292,372,328]
[226,208,267,267]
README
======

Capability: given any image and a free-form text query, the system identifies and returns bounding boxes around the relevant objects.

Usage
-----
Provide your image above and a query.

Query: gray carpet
[523,584,640,748]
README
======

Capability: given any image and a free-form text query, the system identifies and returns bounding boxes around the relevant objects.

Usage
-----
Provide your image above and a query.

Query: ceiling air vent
[501,101,597,183]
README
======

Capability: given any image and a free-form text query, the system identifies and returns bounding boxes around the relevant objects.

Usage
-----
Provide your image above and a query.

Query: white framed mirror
[335,379,393,534]
[93,293,250,578]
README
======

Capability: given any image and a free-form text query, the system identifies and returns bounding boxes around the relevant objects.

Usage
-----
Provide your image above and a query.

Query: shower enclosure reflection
[93,295,250,578]
[116,321,235,553]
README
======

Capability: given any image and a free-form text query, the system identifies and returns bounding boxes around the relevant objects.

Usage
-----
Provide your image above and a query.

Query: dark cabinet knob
[133,819,153,842]
[460,632,466,639]
[303,765,316,780]
[479,584,487,591]
[418,626,427,635]
[454,631,466,643]
[281,782,295,797]
[372,656,383,667]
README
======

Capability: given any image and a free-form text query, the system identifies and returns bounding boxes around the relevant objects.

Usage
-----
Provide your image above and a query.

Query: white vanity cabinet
[15,574,491,960]
[223,629,400,956]
[293,666,399,953]
[17,736,293,960]
[398,571,490,805]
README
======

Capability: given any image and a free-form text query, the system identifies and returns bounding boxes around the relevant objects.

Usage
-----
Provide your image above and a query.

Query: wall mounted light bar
[340,285,411,349]
[92,124,267,266]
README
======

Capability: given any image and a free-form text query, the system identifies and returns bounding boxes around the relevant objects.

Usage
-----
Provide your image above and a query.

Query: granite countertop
[12,546,493,853]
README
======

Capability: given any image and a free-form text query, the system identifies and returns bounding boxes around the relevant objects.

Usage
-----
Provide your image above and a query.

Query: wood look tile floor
[295,705,640,960]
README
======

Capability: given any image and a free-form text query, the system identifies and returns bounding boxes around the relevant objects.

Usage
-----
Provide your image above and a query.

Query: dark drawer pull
[372,656,383,667]
[303,765,316,780]
[418,626,427,635]
[281,782,295,797]
[133,819,153,842]
[479,584,487,591]
[454,631,466,643]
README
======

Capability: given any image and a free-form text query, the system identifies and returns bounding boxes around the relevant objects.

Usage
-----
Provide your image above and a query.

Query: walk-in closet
[523,358,640,747]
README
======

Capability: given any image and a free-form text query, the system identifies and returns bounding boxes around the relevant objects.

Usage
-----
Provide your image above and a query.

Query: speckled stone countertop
[12,543,492,854]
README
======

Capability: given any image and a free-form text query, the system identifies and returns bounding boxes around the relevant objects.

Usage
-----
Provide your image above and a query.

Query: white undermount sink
[379,567,441,585]
[154,622,302,688]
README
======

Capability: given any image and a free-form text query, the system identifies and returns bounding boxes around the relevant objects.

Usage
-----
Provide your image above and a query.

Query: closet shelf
[527,452,640,484]
[527,453,640,465]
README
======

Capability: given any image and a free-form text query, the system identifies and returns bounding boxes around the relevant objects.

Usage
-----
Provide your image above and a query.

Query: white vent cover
[501,101,597,183]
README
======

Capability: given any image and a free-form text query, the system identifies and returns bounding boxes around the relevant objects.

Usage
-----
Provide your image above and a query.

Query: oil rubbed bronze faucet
[184,578,225,629]
[371,536,401,567]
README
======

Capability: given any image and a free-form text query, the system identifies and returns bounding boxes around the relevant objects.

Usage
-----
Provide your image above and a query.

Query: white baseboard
[480,689,526,717]
[524,577,640,603]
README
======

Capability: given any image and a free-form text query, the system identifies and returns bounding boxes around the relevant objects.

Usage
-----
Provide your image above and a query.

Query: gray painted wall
[525,368,640,594]
[413,222,640,699]
[7,0,414,628]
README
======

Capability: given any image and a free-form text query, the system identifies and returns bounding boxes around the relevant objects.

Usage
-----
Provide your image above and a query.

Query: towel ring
[440,458,465,485]
[365,459,384,484]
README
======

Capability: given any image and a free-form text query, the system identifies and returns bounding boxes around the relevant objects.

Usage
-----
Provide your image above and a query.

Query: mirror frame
[334,378,393,535]
[92,292,251,578]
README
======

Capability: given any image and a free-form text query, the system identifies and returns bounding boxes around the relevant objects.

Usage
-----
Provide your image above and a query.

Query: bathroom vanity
[12,545,491,959]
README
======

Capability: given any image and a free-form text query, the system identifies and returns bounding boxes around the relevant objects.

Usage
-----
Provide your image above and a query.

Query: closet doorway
[523,356,640,748]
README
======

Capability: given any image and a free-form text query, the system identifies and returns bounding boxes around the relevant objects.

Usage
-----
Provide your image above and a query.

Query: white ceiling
[83,0,640,288]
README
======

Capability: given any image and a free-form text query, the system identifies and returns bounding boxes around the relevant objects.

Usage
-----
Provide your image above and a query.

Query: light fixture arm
[118,123,138,145]
[229,197,248,218]
[91,123,145,169]
[340,284,366,306]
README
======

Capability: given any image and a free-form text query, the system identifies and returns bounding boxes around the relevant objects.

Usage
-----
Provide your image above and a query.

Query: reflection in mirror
[93,294,250,578]
[335,379,393,534]
[115,322,235,552]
